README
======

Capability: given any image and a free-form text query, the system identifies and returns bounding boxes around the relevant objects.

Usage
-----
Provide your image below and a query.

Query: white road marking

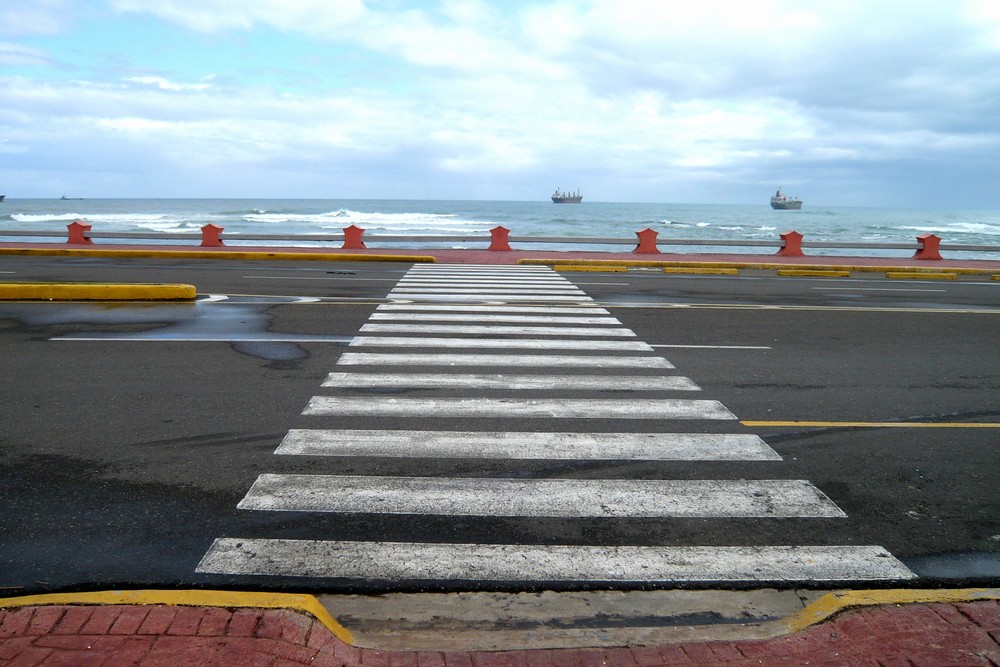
[238,475,842,517]
[359,323,635,337]
[388,294,595,302]
[276,430,779,461]
[390,288,585,295]
[369,313,623,324]
[320,372,699,391]
[376,304,610,314]
[303,396,735,419]
[650,344,773,350]
[197,540,916,582]
[812,287,947,292]
[336,353,674,368]
[349,337,651,350]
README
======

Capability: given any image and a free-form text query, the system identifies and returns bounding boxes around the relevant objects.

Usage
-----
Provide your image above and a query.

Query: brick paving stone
[0,636,35,661]
[415,651,448,667]
[49,605,92,634]
[228,608,266,637]
[680,642,721,664]
[0,608,33,638]
[654,644,698,665]
[330,637,363,662]
[5,646,55,667]
[108,606,150,635]
[473,650,533,667]
[955,600,1000,630]
[198,606,234,636]
[26,606,65,635]
[708,641,747,662]
[442,652,476,667]
[40,648,108,667]
[549,648,607,667]
[136,606,177,635]
[310,652,355,667]
[927,602,976,627]
[33,633,102,650]
[600,647,640,667]
[627,646,665,667]
[387,652,421,667]
[99,638,156,667]
[359,648,394,666]
[165,605,207,636]
[78,606,121,635]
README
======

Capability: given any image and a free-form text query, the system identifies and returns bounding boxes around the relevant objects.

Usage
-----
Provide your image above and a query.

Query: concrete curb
[0,282,197,301]
[2,588,997,649]
[0,589,353,645]
[518,257,1000,276]
[0,247,437,263]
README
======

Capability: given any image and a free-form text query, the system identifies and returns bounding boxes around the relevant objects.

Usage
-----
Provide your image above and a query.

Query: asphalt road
[1,255,998,595]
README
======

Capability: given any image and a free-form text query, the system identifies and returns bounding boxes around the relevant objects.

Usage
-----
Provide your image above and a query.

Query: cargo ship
[551,188,582,203]
[770,188,802,210]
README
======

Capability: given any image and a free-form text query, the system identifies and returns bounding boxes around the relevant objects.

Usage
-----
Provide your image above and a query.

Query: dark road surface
[1,255,998,595]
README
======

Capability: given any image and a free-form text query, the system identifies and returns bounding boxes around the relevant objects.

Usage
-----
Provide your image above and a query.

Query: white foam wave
[897,222,1000,236]
[245,209,493,232]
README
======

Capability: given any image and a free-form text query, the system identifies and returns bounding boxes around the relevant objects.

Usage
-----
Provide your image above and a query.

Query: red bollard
[342,224,366,250]
[776,230,804,257]
[200,223,224,247]
[489,225,512,251]
[913,233,942,260]
[633,228,661,254]
[66,220,93,245]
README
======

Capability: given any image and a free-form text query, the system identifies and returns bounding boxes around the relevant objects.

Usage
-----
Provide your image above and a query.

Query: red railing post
[489,226,512,251]
[66,220,93,245]
[913,233,942,260]
[200,223,224,247]
[342,224,366,250]
[633,228,661,254]
[776,230,804,257]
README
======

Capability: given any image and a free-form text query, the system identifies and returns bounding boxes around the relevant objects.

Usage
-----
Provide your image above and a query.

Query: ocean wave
[244,209,493,232]
[896,222,1000,236]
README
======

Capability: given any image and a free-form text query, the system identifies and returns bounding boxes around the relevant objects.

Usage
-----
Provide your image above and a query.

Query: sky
[2,1,1000,207]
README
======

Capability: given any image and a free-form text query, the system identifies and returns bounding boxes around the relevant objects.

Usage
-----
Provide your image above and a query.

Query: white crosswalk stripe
[303,396,736,419]
[275,430,778,460]
[347,337,653,350]
[359,323,636,336]
[237,475,845,517]
[198,540,915,582]
[337,352,672,367]
[321,373,700,391]
[198,263,916,585]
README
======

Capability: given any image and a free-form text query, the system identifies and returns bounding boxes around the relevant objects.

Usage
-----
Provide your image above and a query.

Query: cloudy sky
[2,1,999,207]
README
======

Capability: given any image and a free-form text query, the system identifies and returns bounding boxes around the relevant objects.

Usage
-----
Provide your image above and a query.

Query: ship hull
[552,196,582,203]
[770,200,802,210]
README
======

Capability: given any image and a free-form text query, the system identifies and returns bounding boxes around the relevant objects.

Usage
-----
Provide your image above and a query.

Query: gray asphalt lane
[1,257,998,593]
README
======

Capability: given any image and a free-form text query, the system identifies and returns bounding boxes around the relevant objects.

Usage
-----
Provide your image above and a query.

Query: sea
[3,198,1000,259]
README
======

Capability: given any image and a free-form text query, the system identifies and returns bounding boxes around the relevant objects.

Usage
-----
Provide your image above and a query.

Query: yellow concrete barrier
[0,282,197,301]
[555,265,629,272]
[885,271,957,280]
[663,267,739,275]
[776,269,850,278]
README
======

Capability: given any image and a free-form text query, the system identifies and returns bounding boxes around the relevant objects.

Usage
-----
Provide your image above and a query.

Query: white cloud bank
[1,0,1000,205]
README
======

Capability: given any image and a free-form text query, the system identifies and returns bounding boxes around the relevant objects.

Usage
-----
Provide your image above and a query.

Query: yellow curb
[743,420,1000,428]
[0,589,353,645]
[518,258,999,276]
[0,247,436,263]
[555,265,629,272]
[782,588,1000,635]
[663,267,739,275]
[776,269,851,278]
[886,271,957,280]
[0,282,197,301]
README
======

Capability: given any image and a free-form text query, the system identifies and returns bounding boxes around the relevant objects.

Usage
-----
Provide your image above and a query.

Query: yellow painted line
[783,588,1000,635]
[886,271,957,280]
[518,258,1000,276]
[742,420,1000,428]
[663,267,739,275]
[0,247,435,263]
[555,264,629,273]
[0,589,354,645]
[992,274,1000,281]
[0,282,197,301]
[776,269,850,278]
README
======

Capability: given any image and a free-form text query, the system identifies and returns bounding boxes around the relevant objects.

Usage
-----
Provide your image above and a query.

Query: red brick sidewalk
[2,599,998,666]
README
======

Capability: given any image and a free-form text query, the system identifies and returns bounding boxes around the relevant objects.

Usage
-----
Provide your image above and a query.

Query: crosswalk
[197,263,915,585]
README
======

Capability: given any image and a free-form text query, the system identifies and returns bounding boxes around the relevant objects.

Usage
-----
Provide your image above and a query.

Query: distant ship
[551,188,582,203]
[0,195,5,202]
[770,188,802,210]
